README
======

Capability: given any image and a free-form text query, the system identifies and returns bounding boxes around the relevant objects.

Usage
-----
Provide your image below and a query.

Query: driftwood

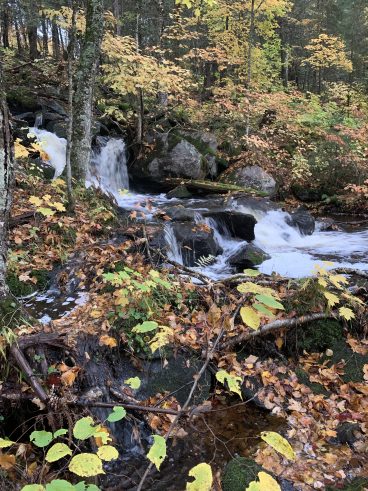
[222,312,332,350]
[10,344,48,402]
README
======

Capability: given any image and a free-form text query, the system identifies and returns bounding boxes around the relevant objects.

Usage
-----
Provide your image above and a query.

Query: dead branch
[222,312,332,350]
[71,400,188,416]
[331,268,368,280]
[10,344,48,402]
[17,332,67,350]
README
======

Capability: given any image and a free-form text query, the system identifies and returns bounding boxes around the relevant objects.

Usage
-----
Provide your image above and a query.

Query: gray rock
[287,207,315,236]
[228,243,270,271]
[149,140,207,180]
[224,165,277,196]
[204,210,257,241]
[164,207,197,222]
[171,222,223,267]
[39,98,67,116]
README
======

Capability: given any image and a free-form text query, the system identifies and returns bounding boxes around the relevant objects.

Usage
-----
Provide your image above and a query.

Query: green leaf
[240,306,260,330]
[53,429,68,438]
[45,480,75,491]
[132,321,158,333]
[69,453,104,477]
[253,303,275,317]
[73,417,98,440]
[97,445,119,461]
[124,377,141,389]
[21,486,45,491]
[216,370,243,399]
[0,437,15,448]
[38,207,55,217]
[147,435,166,470]
[244,269,261,277]
[254,294,284,311]
[237,282,275,296]
[107,406,127,423]
[30,430,53,448]
[186,463,213,490]
[74,484,100,491]
[260,431,296,461]
[45,443,72,463]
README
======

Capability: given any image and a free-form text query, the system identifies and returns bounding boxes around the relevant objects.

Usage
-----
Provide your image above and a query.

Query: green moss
[295,367,329,396]
[298,319,344,353]
[326,339,368,383]
[7,86,39,112]
[7,270,50,297]
[222,458,263,491]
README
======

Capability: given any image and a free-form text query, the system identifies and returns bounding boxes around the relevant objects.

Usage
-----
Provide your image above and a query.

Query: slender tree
[70,0,104,181]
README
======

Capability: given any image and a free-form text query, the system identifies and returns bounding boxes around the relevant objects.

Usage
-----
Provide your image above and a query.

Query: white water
[28,129,368,279]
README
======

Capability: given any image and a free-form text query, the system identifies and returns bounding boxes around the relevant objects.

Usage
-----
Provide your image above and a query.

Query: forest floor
[0,154,367,491]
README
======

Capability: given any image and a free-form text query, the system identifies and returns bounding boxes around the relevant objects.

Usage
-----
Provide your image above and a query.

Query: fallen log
[10,344,48,402]
[222,312,332,350]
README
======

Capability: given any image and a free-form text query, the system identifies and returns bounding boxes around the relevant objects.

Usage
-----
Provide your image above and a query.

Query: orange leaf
[99,335,118,348]
[0,453,16,470]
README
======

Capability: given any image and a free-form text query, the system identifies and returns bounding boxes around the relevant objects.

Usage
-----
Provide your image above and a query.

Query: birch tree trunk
[0,62,14,297]
[70,0,104,181]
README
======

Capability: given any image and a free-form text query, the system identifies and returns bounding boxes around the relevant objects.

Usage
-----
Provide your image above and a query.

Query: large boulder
[287,207,315,236]
[170,222,223,267]
[223,165,277,196]
[204,210,257,241]
[227,243,270,271]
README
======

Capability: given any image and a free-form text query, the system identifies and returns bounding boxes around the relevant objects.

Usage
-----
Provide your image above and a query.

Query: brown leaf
[0,453,16,470]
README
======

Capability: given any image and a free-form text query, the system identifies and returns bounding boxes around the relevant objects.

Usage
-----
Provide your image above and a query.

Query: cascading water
[27,128,368,279]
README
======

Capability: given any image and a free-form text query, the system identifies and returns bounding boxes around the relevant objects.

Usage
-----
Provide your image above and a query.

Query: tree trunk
[41,13,48,57]
[0,61,14,297]
[114,0,122,35]
[245,0,256,141]
[52,19,60,60]
[1,2,10,49]
[66,1,76,211]
[27,24,38,60]
[70,0,104,181]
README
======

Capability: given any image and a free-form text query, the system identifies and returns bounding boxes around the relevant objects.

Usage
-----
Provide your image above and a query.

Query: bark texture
[70,0,104,181]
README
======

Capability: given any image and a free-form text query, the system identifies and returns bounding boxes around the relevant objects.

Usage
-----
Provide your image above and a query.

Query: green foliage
[147,435,167,471]
[222,458,263,491]
[107,406,126,423]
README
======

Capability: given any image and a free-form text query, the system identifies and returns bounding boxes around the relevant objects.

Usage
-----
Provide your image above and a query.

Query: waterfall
[35,113,43,128]
[164,224,183,263]
[28,127,67,179]
[88,138,129,200]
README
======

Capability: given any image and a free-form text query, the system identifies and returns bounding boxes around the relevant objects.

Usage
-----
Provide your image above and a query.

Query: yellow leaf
[0,438,15,448]
[237,282,275,297]
[186,463,213,490]
[52,202,66,212]
[240,306,261,330]
[68,453,104,477]
[147,435,166,471]
[29,196,43,207]
[246,472,281,491]
[61,368,80,387]
[260,431,296,461]
[15,140,29,158]
[97,445,119,462]
[216,370,242,399]
[339,307,355,321]
[99,335,117,348]
[324,292,340,308]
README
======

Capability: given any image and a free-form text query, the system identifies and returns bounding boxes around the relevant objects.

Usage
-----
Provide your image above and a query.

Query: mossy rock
[325,339,368,383]
[295,367,329,396]
[297,319,344,353]
[222,458,263,491]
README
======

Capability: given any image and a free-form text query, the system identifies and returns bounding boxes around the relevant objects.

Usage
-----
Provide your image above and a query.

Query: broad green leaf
[339,306,355,321]
[21,486,45,491]
[73,417,98,440]
[107,406,127,423]
[69,453,104,477]
[216,370,243,399]
[30,430,53,448]
[253,303,275,317]
[124,377,141,389]
[74,482,100,491]
[45,480,75,491]
[186,462,213,490]
[147,435,166,470]
[324,291,339,308]
[246,482,260,491]
[260,431,295,461]
[244,269,261,277]
[53,429,68,438]
[254,295,284,311]
[0,438,15,448]
[45,443,72,463]
[240,306,260,330]
[97,445,119,461]
[132,321,158,333]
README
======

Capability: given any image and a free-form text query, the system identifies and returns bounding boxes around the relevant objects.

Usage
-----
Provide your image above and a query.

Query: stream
[25,129,368,489]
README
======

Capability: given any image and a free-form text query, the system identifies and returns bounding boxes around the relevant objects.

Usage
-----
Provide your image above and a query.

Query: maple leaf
[99,335,118,348]
[339,307,355,321]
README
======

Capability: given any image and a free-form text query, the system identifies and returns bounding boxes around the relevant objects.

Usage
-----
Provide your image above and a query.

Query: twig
[331,268,368,280]
[71,400,187,416]
[222,312,332,350]
[10,344,48,403]
[164,258,213,286]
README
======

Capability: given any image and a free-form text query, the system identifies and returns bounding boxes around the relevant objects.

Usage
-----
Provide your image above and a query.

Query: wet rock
[204,210,257,241]
[222,457,263,491]
[223,165,277,196]
[227,243,270,271]
[291,185,322,202]
[335,422,363,447]
[171,222,223,267]
[164,207,197,222]
[319,217,340,231]
[287,207,315,236]
[166,185,192,199]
